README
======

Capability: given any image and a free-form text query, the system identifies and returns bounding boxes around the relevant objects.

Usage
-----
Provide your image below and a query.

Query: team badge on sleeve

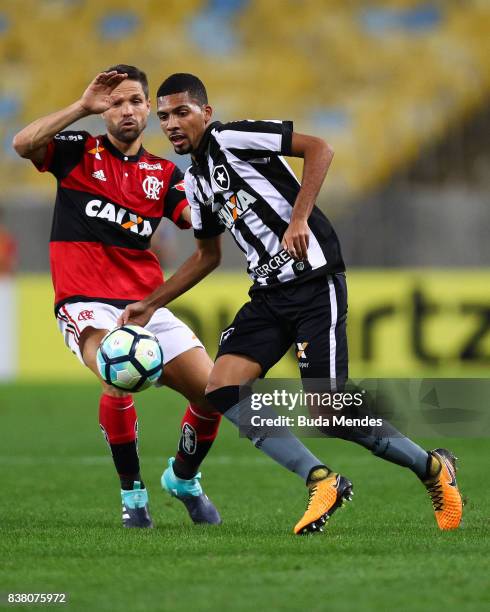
[172,180,186,191]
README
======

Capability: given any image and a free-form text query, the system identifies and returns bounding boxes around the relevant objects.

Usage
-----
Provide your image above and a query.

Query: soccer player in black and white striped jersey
[121,74,463,534]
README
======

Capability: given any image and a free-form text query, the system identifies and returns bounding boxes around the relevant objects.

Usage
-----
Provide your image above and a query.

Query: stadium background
[0,2,489,611]
[0,0,489,380]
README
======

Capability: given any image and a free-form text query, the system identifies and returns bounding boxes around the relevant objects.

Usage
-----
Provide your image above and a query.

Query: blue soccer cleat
[161,457,221,525]
[121,481,153,528]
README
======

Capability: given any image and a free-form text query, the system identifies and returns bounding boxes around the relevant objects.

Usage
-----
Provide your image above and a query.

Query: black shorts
[216,273,348,382]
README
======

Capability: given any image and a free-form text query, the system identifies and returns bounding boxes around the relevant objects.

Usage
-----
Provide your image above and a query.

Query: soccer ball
[96,325,163,392]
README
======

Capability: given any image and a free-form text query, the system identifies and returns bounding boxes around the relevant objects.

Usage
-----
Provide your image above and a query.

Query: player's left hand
[282,218,310,260]
[118,300,155,327]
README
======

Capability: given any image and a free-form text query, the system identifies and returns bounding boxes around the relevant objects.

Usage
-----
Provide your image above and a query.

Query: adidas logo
[92,169,107,181]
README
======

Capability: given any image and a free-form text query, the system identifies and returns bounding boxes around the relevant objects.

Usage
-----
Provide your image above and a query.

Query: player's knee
[101,381,130,399]
[205,368,231,395]
[80,327,108,369]
[206,362,224,393]
[189,395,216,414]
[205,380,222,396]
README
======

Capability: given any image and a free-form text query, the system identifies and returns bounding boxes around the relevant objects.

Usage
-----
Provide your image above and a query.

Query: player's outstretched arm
[12,71,128,165]
[118,237,222,327]
[281,132,334,260]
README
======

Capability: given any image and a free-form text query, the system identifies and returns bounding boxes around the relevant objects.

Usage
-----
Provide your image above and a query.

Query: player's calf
[173,403,221,479]
[99,393,153,528]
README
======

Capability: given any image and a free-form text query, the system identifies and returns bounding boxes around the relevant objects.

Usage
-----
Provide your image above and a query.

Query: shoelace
[426,481,444,511]
[306,485,318,511]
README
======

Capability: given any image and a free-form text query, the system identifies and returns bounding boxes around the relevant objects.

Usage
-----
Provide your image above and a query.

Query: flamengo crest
[142,176,164,200]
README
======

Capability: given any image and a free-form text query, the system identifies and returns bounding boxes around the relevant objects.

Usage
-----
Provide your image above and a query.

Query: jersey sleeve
[212,120,293,159]
[163,165,191,229]
[184,170,225,239]
[32,131,89,179]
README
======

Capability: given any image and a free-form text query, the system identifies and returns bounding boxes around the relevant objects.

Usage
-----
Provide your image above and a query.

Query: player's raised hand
[282,218,310,260]
[118,300,155,328]
[79,71,128,115]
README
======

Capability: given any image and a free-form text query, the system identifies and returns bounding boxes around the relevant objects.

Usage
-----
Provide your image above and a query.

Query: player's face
[102,80,150,144]
[157,92,212,155]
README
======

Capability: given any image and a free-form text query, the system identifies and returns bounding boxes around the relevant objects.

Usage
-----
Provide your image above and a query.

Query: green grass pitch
[1,383,488,611]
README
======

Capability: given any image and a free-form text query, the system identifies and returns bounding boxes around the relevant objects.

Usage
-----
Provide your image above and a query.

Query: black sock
[172,404,222,480]
[110,441,144,490]
[173,442,215,480]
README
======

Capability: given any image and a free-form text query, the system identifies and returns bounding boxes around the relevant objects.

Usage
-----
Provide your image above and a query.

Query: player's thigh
[206,354,263,393]
[146,307,204,367]
[295,273,348,386]
[81,327,130,398]
[56,302,128,397]
[160,346,214,410]
[147,308,211,407]
[80,327,108,373]
[209,298,291,391]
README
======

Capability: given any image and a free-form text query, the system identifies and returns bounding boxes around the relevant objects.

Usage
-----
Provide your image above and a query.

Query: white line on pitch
[0,455,270,466]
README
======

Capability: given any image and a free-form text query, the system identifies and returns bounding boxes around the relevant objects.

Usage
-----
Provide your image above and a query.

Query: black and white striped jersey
[184,120,345,290]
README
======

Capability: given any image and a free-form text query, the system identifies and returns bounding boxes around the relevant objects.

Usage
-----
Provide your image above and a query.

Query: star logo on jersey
[296,342,309,359]
[212,165,230,191]
[142,176,164,200]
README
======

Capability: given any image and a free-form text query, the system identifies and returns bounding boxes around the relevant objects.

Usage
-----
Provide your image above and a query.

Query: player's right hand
[79,71,128,115]
[118,300,155,328]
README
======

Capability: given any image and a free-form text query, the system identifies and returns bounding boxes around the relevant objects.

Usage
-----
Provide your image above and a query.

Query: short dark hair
[106,64,149,99]
[156,73,208,105]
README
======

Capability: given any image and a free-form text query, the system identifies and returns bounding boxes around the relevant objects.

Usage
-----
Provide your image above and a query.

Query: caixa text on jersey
[85,199,153,236]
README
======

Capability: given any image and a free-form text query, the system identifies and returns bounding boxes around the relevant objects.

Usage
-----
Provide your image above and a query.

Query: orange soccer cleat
[294,470,353,535]
[423,448,463,530]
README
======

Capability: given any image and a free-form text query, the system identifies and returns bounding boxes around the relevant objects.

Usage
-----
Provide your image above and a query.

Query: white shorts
[56,301,204,366]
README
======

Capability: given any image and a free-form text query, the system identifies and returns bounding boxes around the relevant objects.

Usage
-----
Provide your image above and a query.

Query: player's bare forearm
[290,132,333,221]
[179,204,191,226]
[146,245,220,309]
[282,132,334,259]
[12,102,90,161]
[119,237,222,326]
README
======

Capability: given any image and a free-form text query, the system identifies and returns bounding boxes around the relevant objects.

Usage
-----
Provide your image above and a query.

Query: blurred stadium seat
[0,0,489,202]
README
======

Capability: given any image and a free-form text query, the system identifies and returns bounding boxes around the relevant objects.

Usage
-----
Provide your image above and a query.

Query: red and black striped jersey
[33,131,189,313]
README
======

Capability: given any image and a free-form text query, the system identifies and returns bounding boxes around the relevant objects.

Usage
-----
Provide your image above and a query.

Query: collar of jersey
[190,121,222,175]
[102,135,144,162]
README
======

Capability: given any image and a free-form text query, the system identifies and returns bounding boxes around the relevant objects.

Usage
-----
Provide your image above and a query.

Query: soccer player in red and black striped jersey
[12,65,223,528]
